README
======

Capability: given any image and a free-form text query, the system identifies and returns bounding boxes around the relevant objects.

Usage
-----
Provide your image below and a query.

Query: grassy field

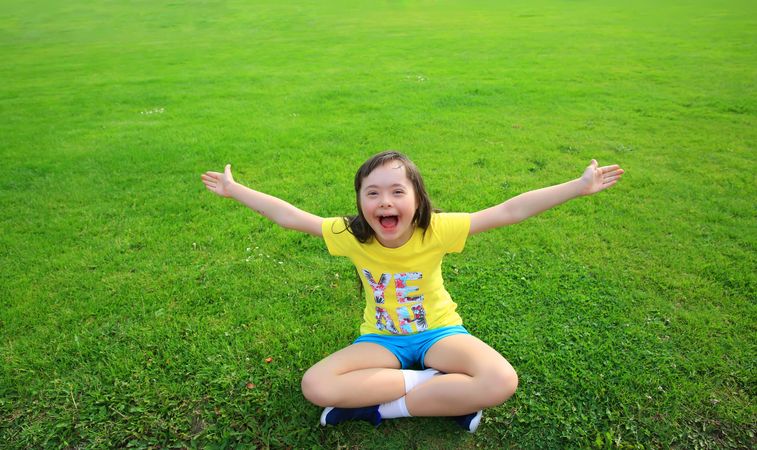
[1,0,755,448]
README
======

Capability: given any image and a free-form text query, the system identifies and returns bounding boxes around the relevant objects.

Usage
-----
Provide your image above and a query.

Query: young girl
[201,151,623,432]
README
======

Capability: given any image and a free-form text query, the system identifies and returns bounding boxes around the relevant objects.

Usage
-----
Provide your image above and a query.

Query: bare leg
[301,342,406,407]
[404,334,518,416]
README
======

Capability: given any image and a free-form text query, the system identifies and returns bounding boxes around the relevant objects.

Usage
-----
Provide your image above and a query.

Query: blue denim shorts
[353,325,469,369]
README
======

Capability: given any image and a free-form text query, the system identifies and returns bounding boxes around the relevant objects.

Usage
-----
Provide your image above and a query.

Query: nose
[379,194,392,207]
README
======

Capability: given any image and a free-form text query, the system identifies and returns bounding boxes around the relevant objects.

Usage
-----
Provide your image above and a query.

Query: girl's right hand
[201,164,236,198]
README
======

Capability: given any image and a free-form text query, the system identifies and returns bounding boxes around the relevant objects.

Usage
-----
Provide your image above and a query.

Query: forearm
[470,160,622,235]
[227,182,307,229]
[503,178,585,223]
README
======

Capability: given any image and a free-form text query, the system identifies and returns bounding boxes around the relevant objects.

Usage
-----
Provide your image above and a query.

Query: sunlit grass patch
[1,0,754,448]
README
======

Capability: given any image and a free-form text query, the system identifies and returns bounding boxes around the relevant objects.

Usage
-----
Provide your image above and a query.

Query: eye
[366,191,378,197]
[393,189,405,195]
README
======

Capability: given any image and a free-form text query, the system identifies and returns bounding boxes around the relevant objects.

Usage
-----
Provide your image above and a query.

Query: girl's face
[359,160,418,248]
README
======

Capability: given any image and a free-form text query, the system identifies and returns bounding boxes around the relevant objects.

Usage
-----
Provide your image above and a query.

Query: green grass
[1,0,755,448]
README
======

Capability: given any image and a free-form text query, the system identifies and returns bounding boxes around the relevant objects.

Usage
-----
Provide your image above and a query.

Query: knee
[480,365,518,406]
[301,367,337,407]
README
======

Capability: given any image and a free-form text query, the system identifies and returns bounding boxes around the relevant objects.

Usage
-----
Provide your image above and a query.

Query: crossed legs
[301,342,404,408]
[301,334,518,416]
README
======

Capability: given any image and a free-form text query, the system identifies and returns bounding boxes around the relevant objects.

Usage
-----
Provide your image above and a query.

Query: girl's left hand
[579,160,624,195]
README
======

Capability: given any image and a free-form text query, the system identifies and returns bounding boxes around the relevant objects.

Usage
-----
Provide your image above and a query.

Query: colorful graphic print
[411,303,428,330]
[395,272,424,304]
[363,269,428,334]
[375,306,399,334]
[362,270,390,304]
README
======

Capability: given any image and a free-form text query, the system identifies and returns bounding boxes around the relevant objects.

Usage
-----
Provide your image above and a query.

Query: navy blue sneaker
[452,410,482,433]
[320,405,382,427]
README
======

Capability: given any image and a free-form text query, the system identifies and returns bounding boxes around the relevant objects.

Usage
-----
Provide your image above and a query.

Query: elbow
[275,214,311,234]
[498,204,524,226]
[275,215,297,231]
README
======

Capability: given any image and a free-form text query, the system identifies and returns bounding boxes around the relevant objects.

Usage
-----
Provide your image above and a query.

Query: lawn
[1,0,755,448]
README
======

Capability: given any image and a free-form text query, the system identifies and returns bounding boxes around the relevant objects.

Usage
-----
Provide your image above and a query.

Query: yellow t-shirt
[322,213,471,336]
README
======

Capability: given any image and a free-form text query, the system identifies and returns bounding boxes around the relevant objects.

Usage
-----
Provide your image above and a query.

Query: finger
[201,175,219,185]
[590,159,598,168]
[225,164,232,177]
[600,168,621,177]
[603,175,622,184]
[600,165,621,173]
[202,172,222,180]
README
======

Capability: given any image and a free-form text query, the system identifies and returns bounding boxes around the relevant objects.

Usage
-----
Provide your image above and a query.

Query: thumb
[224,164,232,178]
[590,159,598,168]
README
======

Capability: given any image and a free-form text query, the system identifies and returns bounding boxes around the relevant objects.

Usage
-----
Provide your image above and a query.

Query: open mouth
[378,215,399,229]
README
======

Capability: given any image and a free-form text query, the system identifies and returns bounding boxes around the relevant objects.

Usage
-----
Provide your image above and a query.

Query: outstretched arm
[201,164,324,237]
[469,159,624,235]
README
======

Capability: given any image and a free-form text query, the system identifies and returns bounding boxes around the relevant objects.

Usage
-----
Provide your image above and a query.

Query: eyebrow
[363,183,408,190]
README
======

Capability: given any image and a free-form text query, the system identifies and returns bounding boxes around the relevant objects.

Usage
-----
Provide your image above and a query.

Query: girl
[201,151,623,432]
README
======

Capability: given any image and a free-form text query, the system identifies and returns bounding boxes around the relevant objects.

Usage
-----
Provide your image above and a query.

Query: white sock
[378,396,411,419]
[401,368,441,393]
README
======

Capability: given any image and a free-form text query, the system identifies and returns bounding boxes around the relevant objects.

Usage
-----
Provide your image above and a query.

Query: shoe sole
[467,410,483,433]
[320,406,334,426]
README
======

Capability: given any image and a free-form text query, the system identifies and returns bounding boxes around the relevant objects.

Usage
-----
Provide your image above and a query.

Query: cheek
[408,203,420,221]
[359,199,374,217]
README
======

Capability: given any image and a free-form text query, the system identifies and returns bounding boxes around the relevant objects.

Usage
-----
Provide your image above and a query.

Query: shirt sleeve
[431,213,471,253]
[321,217,355,257]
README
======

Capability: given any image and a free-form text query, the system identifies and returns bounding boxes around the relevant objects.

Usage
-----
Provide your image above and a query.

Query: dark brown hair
[342,150,435,243]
